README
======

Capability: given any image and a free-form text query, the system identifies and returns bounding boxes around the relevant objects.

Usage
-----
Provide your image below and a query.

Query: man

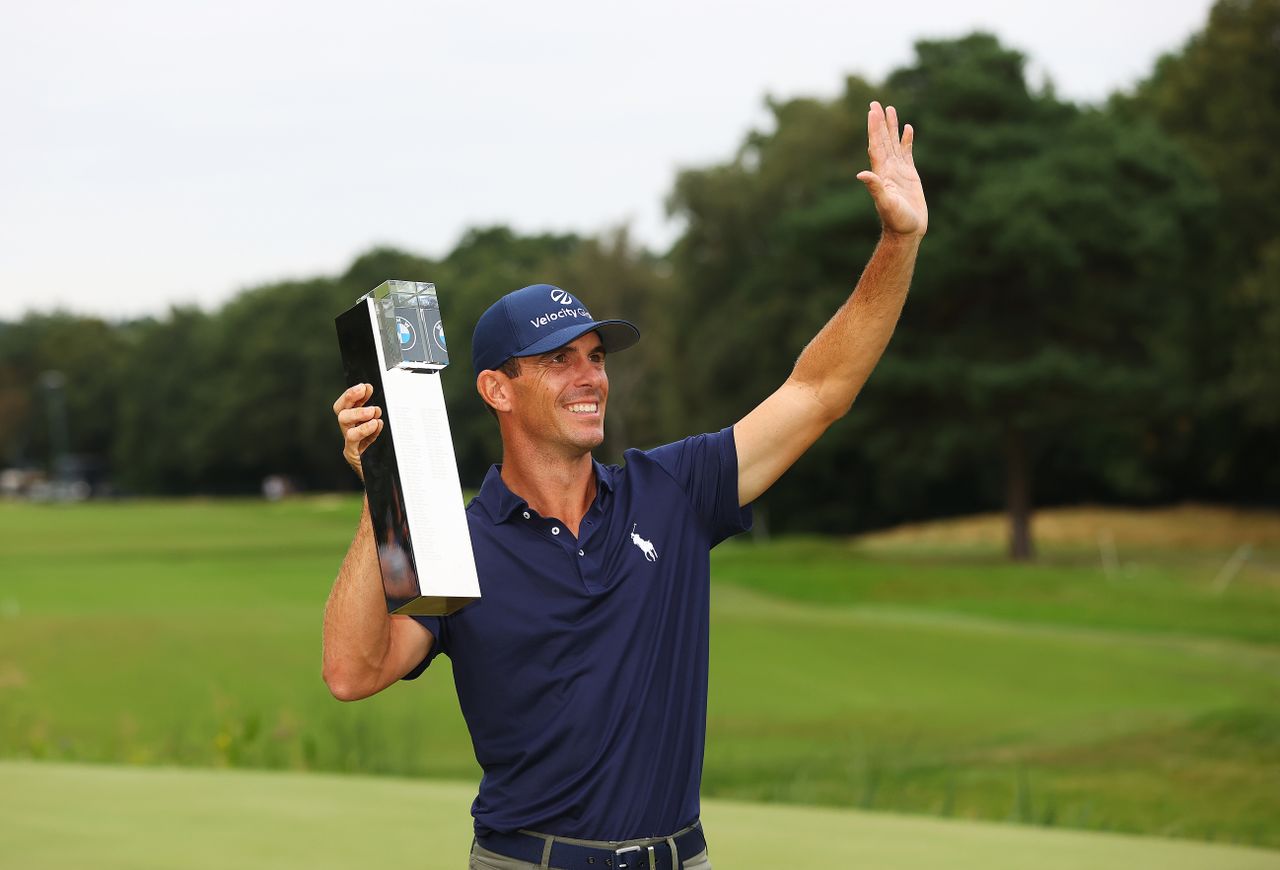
[325,101,926,869]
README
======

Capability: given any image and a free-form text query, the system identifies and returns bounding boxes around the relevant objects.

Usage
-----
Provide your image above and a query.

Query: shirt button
[522,511,530,520]
[551,526,560,535]
[578,549,585,556]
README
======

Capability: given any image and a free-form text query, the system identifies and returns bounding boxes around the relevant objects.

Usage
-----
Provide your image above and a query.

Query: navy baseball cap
[471,284,640,376]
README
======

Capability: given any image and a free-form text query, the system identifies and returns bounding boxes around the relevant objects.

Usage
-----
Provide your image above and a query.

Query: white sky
[1,0,1214,321]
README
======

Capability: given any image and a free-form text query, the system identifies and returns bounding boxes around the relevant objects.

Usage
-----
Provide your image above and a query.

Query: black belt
[477,821,706,870]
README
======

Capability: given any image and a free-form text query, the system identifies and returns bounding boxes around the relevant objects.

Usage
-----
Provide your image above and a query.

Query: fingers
[336,383,382,474]
[867,101,886,164]
[866,101,911,165]
[332,383,372,414]
[344,418,383,446]
[337,404,381,428]
[340,403,383,454]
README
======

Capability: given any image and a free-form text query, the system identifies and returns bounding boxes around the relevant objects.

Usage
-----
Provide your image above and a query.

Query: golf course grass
[3,761,1278,869]
[1,498,1277,855]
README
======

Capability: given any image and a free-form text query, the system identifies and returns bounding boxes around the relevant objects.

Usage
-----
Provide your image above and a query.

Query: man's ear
[477,370,513,413]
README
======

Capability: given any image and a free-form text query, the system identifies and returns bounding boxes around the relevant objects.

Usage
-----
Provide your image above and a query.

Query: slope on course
[1,499,1277,847]
[2,762,1277,870]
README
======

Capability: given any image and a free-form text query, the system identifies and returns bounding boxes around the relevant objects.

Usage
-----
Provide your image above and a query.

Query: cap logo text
[529,307,591,328]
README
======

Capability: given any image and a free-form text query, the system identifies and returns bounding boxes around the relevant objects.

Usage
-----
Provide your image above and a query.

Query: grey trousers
[468,833,712,870]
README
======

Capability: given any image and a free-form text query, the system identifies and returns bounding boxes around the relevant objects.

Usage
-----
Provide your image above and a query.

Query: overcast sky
[1,0,1214,321]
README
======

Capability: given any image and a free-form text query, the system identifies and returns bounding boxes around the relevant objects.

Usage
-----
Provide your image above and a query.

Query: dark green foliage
[0,313,129,478]
[1123,0,1280,502]
[669,34,1215,537]
[1230,238,1280,426]
[1127,0,1280,268]
[113,308,217,493]
[0,228,673,494]
[0,11,1273,529]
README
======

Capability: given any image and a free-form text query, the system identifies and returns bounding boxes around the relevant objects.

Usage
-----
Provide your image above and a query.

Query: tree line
[3,1,1277,556]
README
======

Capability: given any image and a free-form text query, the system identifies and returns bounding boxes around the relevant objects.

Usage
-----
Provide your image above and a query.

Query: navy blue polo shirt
[406,426,751,841]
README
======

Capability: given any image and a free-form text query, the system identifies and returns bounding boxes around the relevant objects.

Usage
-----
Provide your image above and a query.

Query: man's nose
[573,356,604,386]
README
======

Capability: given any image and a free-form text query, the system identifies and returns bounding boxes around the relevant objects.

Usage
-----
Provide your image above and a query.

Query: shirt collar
[475,458,614,524]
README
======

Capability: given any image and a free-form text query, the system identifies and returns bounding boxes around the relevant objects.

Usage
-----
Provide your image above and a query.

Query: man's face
[506,331,608,454]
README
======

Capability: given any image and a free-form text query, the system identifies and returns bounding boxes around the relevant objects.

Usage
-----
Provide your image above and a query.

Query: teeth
[567,403,598,413]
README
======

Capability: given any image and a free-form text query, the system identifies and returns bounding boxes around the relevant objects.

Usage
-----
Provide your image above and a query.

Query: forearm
[734,102,925,505]
[789,232,920,418]
[322,498,392,700]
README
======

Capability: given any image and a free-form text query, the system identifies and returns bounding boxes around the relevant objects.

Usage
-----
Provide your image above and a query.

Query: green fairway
[1,499,1277,848]
[1,761,1277,869]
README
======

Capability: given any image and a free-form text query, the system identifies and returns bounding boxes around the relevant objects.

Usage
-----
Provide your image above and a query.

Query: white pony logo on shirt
[630,524,658,562]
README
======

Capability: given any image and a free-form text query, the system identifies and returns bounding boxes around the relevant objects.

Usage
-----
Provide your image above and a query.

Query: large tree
[669,34,1212,557]
[1128,0,1280,268]
[1125,0,1280,501]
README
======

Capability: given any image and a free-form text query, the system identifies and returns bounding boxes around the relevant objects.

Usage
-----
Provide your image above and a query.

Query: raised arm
[735,101,927,506]
[322,383,434,701]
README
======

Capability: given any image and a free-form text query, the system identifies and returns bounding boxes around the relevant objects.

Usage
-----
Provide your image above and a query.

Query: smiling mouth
[566,402,599,414]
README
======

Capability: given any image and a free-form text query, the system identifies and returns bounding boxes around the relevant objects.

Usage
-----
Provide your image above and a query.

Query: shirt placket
[516,508,584,577]
[516,501,603,591]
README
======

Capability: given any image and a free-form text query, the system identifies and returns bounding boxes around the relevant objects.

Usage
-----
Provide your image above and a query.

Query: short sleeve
[644,425,753,546]
[401,614,445,681]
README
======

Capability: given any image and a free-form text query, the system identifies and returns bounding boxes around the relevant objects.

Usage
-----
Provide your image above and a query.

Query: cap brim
[514,319,640,359]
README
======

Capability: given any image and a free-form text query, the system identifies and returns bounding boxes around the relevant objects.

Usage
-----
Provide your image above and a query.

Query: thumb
[857,170,884,198]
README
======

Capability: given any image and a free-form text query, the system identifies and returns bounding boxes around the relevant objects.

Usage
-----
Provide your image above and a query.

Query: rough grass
[860,503,1280,552]
[0,499,1277,848]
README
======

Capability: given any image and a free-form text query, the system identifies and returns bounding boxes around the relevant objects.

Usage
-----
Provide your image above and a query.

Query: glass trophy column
[335,281,480,615]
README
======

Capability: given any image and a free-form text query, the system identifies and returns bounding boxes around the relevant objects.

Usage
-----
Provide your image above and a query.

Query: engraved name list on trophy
[335,280,480,616]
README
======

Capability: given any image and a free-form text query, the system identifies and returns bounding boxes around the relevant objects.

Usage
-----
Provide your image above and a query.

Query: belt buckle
[614,844,656,869]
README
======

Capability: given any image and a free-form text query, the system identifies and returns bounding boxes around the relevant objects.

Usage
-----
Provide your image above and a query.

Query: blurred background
[1,0,1277,866]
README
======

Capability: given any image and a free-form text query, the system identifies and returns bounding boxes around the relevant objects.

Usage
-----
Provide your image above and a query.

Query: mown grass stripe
[2,762,1278,870]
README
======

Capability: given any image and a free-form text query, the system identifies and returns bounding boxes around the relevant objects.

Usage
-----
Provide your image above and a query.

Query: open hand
[857,101,927,239]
